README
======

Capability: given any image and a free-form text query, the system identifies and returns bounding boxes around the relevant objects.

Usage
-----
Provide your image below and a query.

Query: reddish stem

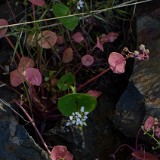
[77,54,132,91]
[15,101,51,155]
[77,67,111,91]
[6,0,17,23]
[4,35,21,60]
[32,4,36,21]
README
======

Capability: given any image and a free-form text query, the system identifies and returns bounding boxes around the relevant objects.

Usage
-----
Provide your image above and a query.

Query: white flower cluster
[77,0,84,10]
[66,106,89,127]
[133,44,149,61]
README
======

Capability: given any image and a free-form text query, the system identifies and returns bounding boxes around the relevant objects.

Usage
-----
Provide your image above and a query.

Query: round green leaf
[57,72,75,91]
[58,93,97,116]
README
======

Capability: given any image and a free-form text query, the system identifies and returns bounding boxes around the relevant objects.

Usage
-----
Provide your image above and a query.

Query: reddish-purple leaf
[107,32,119,42]
[23,68,42,86]
[155,126,160,138]
[81,54,94,67]
[28,0,45,6]
[50,145,73,160]
[144,116,156,131]
[62,47,73,63]
[87,90,102,98]
[10,67,24,87]
[26,34,37,47]
[56,35,64,45]
[96,37,104,52]
[132,151,158,160]
[0,19,8,38]
[72,32,84,43]
[108,52,126,74]
[37,30,57,49]
[18,56,35,69]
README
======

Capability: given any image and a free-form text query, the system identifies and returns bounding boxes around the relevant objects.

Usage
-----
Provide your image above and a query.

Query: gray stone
[113,82,145,137]
[0,87,50,160]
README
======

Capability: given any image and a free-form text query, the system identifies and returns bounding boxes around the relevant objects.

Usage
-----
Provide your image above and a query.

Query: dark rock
[114,7,160,137]
[0,87,50,160]
[113,82,145,137]
[45,93,128,160]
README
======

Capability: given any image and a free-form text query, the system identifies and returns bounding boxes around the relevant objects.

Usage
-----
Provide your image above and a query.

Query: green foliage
[53,3,79,31]
[58,93,97,116]
[57,72,75,91]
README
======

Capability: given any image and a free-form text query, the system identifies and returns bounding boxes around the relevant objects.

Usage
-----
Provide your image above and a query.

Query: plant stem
[77,67,110,91]
[15,101,51,155]
[32,4,36,21]
[6,0,16,23]
[4,35,21,60]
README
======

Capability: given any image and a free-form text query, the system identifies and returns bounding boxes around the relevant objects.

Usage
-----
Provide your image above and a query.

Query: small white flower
[66,121,71,126]
[77,118,80,122]
[83,115,88,120]
[139,44,145,51]
[72,120,76,124]
[75,112,79,116]
[80,106,85,112]
[69,115,73,120]
[134,50,139,56]
[145,49,149,54]
[84,112,89,115]
[77,0,84,10]
[66,106,89,128]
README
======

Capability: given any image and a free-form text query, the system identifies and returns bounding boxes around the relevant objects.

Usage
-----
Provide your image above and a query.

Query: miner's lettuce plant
[57,72,97,117]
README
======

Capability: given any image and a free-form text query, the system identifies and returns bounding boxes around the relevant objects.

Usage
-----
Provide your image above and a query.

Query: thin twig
[0,0,152,30]
[15,101,51,155]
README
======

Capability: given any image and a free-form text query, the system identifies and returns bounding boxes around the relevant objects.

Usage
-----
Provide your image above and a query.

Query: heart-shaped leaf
[26,34,37,47]
[108,52,126,74]
[23,68,42,86]
[10,67,25,87]
[28,0,45,6]
[53,4,78,31]
[132,151,158,160]
[81,54,94,66]
[50,145,73,160]
[87,90,102,98]
[37,30,57,49]
[62,47,73,63]
[0,19,8,38]
[57,72,75,91]
[58,93,97,116]
[56,35,64,45]
[72,32,84,43]
[18,56,35,69]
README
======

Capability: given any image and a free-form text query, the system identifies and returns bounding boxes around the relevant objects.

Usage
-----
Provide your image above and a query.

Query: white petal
[69,116,73,120]
[72,120,76,124]
[66,122,71,126]
[79,121,83,126]
[75,112,79,115]
[83,115,88,120]
[84,112,89,115]
[76,121,80,125]
[80,106,85,112]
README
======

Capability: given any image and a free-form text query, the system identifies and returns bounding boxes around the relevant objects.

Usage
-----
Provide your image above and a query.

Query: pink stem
[77,54,132,91]
[4,35,21,60]
[32,4,36,21]
[6,0,16,23]
[77,67,111,91]
[15,101,51,155]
